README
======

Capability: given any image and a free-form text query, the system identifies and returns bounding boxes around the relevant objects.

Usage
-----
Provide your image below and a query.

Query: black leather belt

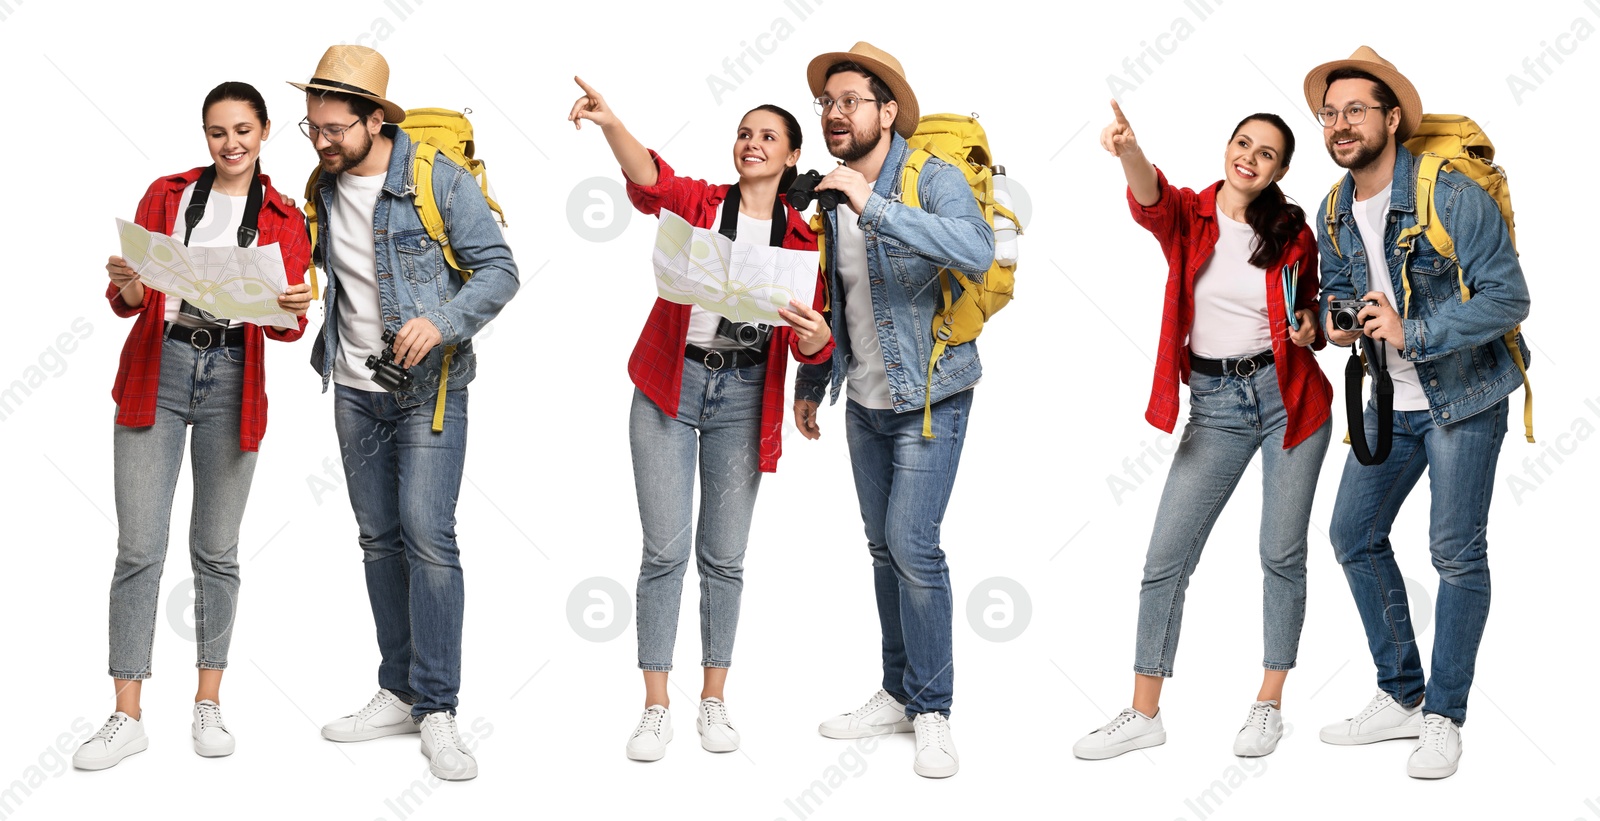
[1191,349,1273,378]
[165,322,245,349]
[685,343,766,370]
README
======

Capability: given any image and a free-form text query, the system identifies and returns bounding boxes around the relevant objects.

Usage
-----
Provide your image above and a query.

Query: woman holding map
[75,82,312,771]
[567,76,832,762]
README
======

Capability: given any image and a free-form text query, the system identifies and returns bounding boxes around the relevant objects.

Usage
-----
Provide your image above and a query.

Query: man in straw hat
[1305,46,1528,780]
[292,44,520,781]
[792,42,994,779]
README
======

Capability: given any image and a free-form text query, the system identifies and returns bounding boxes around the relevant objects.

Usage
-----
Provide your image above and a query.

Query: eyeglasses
[814,94,879,117]
[1315,102,1389,128]
[299,117,363,143]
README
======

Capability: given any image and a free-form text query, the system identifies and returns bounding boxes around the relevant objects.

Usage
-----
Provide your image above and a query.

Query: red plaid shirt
[1129,168,1332,449]
[108,168,311,452]
[625,151,833,472]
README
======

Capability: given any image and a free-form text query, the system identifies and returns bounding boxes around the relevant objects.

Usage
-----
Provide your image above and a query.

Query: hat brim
[290,81,406,124]
[1303,59,1420,142]
[807,52,918,139]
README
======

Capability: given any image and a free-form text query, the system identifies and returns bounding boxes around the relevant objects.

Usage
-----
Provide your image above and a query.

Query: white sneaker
[1319,690,1422,745]
[697,697,739,753]
[626,705,673,761]
[1072,708,1166,760]
[1407,714,1462,779]
[911,713,958,778]
[73,712,149,771]
[818,689,913,739]
[418,711,477,781]
[321,689,421,742]
[192,700,235,757]
[1233,700,1283,757]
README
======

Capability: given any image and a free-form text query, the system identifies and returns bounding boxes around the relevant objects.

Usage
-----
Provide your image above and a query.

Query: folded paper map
[651,209,820,326]
[116,219,296,329]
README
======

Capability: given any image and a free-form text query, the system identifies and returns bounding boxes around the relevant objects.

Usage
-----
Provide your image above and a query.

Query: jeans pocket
[1187,370,1228,396]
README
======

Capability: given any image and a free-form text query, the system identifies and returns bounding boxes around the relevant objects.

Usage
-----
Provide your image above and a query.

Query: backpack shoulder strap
[1323,179,1343,259]
[411,142,465,276]
[303,167,325,298]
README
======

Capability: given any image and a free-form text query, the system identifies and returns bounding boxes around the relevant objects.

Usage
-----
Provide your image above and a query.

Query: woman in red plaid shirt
[75,83,312,772]
[1073,102,1334,762]
[568,77,833,762]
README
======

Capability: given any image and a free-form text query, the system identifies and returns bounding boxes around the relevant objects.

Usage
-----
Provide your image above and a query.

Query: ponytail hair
[203,81,269,179]
[748,103,803,192]
[1231,113,1305,268]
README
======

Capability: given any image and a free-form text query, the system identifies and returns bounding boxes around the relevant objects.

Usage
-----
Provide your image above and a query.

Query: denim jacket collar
[874,131,911,201]
[380,124,419,199]
[1334,143,1418,219]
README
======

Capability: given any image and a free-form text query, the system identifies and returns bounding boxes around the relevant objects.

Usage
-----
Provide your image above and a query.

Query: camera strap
[179,165,263,325]
[718,183,787,246]
[1345,336,1394,466]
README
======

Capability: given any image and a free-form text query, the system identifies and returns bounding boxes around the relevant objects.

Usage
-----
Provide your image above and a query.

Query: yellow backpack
[304,107,506,432]
[1324,114,1532,443]
[901,114,1021,437]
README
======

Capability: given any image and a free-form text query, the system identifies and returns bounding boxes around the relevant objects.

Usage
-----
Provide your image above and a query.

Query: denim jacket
[311,125,520,405]
[795,132,995,412]
[1317,145,1530,427]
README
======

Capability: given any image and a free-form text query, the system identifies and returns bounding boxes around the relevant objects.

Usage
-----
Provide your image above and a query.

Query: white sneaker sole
[1407,760,1459,779]
[1233,735,1281,757]
[422,747,479,781]
[194,735,235,757]
[913,758,959,778]
[627,726,674,762]
[698,725,739,753]
[322,721,421,743]
[1073,730,1167,760]
[1319,723,1421,746]
[818,719,913,739]
[73,736,150,771]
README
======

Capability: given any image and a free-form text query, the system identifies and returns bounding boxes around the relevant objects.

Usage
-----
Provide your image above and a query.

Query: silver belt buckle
[703,349,726,370]
[1234,355,1258,377]
[191,328,213,349]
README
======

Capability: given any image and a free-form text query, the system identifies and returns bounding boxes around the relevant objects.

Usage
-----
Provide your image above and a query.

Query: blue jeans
[631,359,765,671]
[1135,363,1331,677]
[333,384,468,717]
[109,337,257,678]
[1329,396,1509,726]
[844,389,973,718]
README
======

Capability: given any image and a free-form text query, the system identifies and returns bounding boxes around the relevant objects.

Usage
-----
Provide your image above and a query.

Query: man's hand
[815,164,872,215]
[793,399,821,440]
[393,317,443,368]
[1358,291,1404,351]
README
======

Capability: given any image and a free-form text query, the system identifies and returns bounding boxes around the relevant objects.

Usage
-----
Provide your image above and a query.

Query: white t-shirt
[1189,209,1271,359]
[165,182,261,328]
[836,204,893,409]
[686,204,775,349]
[1352,189,1429,411]
[330,171,387,392]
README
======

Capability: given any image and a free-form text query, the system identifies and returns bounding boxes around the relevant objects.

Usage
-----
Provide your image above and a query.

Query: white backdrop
[1,0,1595,818]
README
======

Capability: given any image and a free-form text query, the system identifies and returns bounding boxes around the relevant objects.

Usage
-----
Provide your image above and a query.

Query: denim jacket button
[1442,411,1451,419]
[1429,378,1439,387]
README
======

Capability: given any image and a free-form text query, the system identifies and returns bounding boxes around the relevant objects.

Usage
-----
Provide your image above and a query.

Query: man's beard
[829,119,883,164]
[322,129,374,174]
[1329,127,1388,172]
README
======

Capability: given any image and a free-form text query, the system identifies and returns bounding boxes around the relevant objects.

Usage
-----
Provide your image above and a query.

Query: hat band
[307,77,382,99]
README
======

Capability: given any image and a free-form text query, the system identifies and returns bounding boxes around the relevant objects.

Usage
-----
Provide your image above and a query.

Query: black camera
[1329,298,1379,332]
[365,329,414,392]
[715,316,773,349]
[786,170,842,212]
